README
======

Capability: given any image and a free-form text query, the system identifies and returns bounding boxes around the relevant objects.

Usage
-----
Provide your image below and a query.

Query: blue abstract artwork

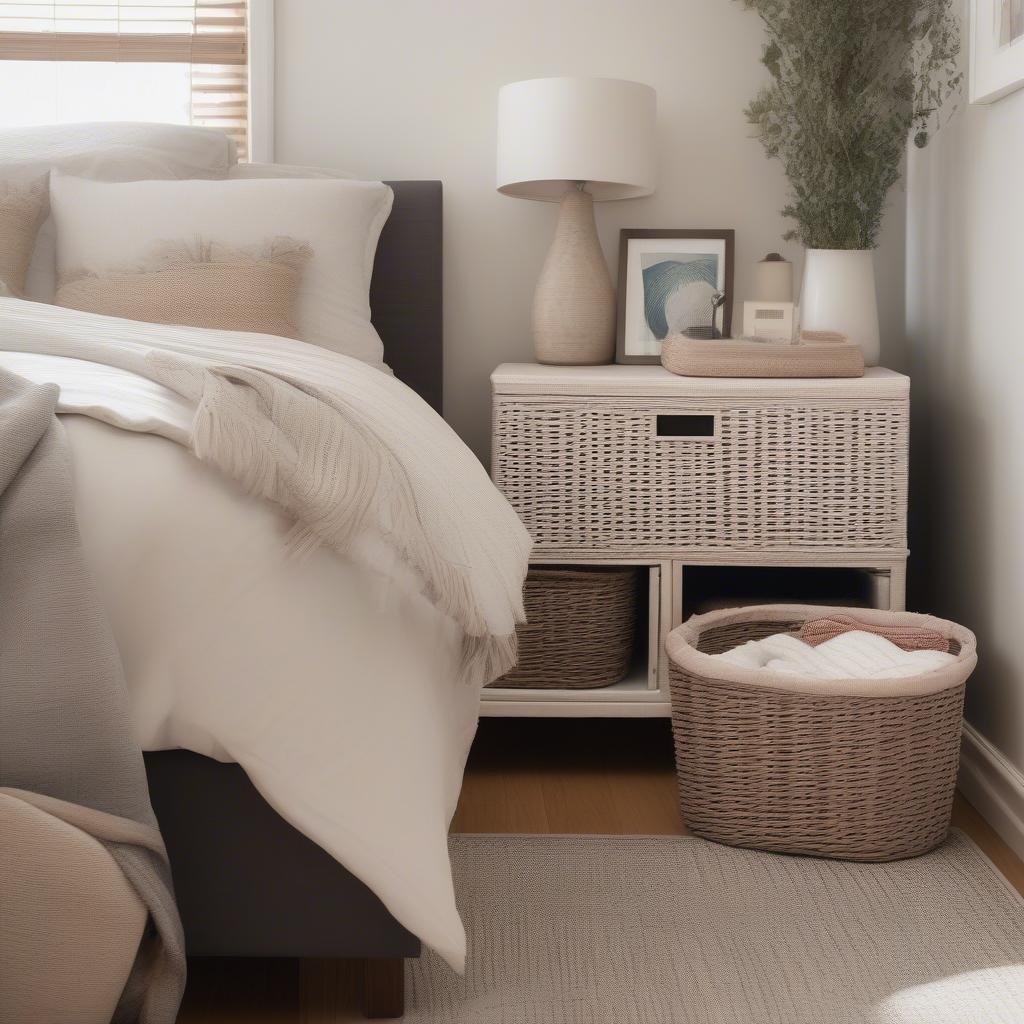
[641,253,720,340]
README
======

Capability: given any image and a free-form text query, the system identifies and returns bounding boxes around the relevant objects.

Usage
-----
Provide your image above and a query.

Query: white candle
[752,253,793,303]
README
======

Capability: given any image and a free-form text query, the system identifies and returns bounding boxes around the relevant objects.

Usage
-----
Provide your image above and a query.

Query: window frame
[0,0,274,162]
[247,0,275,162]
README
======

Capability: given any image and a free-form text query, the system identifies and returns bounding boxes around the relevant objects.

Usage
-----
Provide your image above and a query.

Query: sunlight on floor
[875,965,1024,1022]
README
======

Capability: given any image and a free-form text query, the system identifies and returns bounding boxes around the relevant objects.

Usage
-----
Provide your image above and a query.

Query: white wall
[274,0,906,461]
[906,70,1024,774]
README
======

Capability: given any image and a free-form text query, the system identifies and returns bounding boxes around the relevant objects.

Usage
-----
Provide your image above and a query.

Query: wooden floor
[179,717,1024,1022]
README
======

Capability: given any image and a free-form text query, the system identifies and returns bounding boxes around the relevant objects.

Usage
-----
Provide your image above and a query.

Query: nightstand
[485,362,910,718]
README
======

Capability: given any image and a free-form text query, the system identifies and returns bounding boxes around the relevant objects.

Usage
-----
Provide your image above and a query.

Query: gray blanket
[0,369,185,1023]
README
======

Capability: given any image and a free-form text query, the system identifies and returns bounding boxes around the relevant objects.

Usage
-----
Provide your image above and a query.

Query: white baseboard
[959,721,1024,861]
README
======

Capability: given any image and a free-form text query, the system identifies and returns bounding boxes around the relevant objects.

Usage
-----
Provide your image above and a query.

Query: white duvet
[0,298,530,971]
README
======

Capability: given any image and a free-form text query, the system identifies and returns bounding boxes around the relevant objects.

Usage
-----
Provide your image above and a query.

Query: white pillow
[0,122,236,179]
[229,161,355,180]
[49,171,394,365]
[0,122,239,302]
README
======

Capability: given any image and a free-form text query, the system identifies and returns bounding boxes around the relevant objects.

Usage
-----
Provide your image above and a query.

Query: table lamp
[497,77,657,364]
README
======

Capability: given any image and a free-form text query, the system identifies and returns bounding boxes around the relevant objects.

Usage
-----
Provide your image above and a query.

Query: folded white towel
[714,630,956,680]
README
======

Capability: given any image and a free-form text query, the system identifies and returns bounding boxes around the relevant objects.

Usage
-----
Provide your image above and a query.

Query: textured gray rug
[405,831,1024,1024]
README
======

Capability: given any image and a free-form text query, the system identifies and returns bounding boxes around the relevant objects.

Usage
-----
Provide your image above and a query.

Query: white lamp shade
[497,77,656,202]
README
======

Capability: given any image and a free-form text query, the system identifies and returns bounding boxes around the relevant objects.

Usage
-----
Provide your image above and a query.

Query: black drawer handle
[656,414,716,437]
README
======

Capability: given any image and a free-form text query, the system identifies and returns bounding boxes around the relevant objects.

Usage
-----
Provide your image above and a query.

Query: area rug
[405,831,1024,1023]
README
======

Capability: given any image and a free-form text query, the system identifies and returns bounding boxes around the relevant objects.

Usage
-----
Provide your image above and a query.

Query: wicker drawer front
[494,398,908,553]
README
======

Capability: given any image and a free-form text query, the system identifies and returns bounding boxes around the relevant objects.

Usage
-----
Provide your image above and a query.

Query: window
[0,1,264,160]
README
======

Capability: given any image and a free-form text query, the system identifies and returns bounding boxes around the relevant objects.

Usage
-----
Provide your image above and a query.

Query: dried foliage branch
[741,0,962,249]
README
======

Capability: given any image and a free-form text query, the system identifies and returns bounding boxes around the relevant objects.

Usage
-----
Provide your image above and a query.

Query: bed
[0,159,526,1022]
[142,180,443,1019]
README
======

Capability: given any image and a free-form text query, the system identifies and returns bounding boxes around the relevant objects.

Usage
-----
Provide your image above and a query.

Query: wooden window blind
[0,1,249,157]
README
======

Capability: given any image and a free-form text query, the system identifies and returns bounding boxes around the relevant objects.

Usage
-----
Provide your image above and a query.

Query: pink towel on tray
[798,613,951,654]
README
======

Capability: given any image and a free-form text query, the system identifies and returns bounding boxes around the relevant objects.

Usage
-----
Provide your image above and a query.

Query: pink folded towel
[799,613,951,654]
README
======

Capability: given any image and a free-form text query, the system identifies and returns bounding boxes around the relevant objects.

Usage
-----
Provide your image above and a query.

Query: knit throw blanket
[0,368,186,1024]
[0,297,531,687]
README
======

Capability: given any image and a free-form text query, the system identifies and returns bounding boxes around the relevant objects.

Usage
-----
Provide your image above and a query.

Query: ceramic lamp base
[532,187,615,365]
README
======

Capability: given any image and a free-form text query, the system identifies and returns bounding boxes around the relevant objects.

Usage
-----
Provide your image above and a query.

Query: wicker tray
[490,567,639,689]
[661,334,864,378]
[666,604,977,861]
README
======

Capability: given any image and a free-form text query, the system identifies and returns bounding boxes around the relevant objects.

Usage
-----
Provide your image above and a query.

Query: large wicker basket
[666,604,977,862]
[491,567,639,689]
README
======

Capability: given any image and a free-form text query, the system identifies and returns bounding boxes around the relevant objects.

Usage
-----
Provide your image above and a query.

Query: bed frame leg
[363,957,405,1019]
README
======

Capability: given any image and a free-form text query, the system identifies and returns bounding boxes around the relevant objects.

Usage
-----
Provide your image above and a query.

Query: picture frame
[615,229,735,365]
[970,0,1024,103]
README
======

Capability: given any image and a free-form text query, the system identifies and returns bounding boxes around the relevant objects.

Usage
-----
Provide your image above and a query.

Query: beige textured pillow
[57,236,313,338]
[0,176,47,297]
[50,172,392,363]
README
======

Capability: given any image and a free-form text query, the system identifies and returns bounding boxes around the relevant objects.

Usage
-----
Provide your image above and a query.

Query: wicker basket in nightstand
[491,566,640,690]
[486,363,911,718]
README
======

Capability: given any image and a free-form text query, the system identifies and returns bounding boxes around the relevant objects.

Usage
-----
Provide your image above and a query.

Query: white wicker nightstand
[485,362,910,718]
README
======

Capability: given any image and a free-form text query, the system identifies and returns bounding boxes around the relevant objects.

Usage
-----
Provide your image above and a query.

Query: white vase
[799,249,880,366]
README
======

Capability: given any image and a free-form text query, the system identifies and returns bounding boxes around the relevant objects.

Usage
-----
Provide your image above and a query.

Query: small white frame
[742,300,796,342]
[970,0,1024,104]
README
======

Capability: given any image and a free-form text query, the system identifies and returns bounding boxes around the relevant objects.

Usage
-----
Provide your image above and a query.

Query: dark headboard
[370,181,443,414]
